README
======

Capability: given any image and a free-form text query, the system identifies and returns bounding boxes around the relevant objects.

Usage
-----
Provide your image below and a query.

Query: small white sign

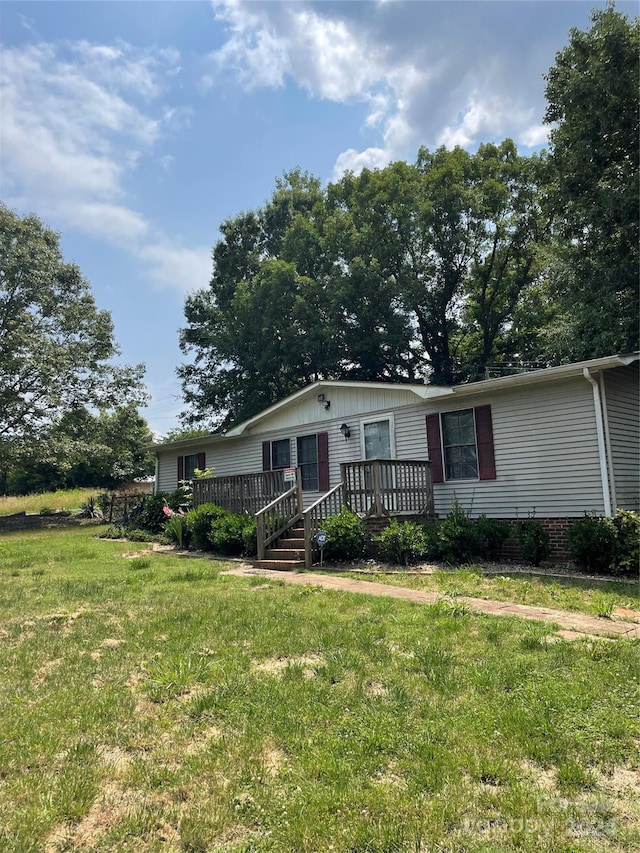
[283,468,296,483]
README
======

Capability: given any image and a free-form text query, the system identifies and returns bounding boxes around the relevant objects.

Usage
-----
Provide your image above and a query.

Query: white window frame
[359,413,396,460]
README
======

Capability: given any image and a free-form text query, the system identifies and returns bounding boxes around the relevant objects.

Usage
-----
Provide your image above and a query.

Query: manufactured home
[152,354,639,564]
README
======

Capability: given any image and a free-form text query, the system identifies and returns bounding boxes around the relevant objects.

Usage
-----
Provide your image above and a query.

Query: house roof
[150,353,638,451]
[448,352,639,399]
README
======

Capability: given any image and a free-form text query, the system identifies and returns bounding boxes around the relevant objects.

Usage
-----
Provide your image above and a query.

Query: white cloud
[139,243,212,294]
[332,147,389,180]
[0,38,204,292]
[210,0,574,174]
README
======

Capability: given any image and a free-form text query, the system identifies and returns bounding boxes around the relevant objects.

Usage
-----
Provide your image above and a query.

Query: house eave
[225,380,453,436]
[448,353,639,400]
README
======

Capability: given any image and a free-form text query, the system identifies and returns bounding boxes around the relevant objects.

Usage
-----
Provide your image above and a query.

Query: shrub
[566,513,617,573]
[187,503,229,551]
[241,517,258,557]
[517,520,551,566]
[474,515,512,561]
[437,499,481,563]
[377,520,428,566]
[77,496,102,519]
[209,512,255,556]
[322,509,370,561]
[612,509,640,576]
[136,491,186,533]
[164,512,189,550]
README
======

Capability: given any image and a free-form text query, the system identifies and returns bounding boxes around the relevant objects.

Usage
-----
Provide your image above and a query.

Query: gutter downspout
[154,454,159,495]
[583,368,613,517]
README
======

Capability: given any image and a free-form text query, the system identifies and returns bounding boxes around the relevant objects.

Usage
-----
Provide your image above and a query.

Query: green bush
[241,517,258,558]
[209,512,256,556]
[187,503,229,551]
[135,491,185,533]
[377,520,428,566]
[474,515,512,561]
[566,509,639,576]
[517,520,551,566]
[437,500,481,563]
[612,509,640,576]
[322,509,370,561]
[164,512,190,550]
[566,513,617,573]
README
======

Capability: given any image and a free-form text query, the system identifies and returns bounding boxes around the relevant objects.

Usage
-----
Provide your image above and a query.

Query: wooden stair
[252,524,306,570]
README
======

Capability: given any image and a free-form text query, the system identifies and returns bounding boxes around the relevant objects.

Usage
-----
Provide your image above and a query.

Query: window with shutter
[426,406,496,482]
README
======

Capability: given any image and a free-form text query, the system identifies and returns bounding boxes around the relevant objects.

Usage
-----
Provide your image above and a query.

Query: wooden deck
[192,460,434,568]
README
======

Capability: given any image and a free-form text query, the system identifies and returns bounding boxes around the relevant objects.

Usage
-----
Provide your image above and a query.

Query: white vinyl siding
[604,364,640,511]
[155,372,620,517]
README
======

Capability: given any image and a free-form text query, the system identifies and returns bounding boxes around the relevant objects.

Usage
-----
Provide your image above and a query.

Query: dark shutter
[317,432,329,491]
[475,405,496,480]
[425,414,444,483]
[262,441,271,471]
[177,455,184,482]
[197,452,206,471]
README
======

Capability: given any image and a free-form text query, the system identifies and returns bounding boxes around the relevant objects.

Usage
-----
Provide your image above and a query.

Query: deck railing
[341,459,434,518]
[302,483,345,569]
[192,470,287,515]
[255,471,303,560]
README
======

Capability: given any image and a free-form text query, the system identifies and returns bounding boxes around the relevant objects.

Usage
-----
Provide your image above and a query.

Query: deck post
[256,512,265,560]
[304,512,312,570]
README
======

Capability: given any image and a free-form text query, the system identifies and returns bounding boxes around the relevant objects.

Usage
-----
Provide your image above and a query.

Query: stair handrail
[302,482,345,570]
[255,479,302,559]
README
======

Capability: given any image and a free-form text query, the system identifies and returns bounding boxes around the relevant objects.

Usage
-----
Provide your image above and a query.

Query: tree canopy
[542,2,639,360]
[0,204,150,491]
[179,4,638,430]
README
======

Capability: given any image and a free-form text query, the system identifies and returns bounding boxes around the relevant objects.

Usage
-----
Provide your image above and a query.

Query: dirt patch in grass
[33,658,62,686]
[45,782,135,851]
[252,653,324,679]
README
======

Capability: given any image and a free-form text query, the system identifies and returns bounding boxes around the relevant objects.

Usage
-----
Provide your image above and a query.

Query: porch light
[340,423,351,440]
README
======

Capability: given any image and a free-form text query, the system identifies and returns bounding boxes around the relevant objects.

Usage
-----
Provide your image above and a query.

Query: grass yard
[0,488,98,516]
[0,528,639,852]
[337,567,640,620]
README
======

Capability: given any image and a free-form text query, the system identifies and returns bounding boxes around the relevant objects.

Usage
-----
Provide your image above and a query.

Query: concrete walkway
[224,566,640,640]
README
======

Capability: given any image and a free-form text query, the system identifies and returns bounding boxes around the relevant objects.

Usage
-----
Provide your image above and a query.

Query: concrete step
[252,559,304,571]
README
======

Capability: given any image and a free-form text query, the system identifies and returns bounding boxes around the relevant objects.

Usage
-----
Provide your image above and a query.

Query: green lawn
[335,566,640,620]
[0,487,97,516]
[1,528,639,852]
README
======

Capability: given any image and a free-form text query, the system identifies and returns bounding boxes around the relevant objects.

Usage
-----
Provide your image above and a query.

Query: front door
[362,417,395,509]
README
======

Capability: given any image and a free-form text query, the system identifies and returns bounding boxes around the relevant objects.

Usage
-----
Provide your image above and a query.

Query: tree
[542,2,639,359]
[3,406,155,495]
[0,205,148,488]
[180,146,550,427]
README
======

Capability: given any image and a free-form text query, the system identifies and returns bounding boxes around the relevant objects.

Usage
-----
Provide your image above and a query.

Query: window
[297,434,319,491]
[361,416,395,490]
[270,439,291,469]
[441,409,478,480]
[177,451,206,482]
[362,418,393,460]
[426,406,496,484]
[263,433,329,491]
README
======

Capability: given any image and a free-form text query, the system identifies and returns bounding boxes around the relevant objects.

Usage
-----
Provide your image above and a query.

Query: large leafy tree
[0,204,148,486]
[542,2,639,359]
[180,145,549,426]
[3,406,155,495]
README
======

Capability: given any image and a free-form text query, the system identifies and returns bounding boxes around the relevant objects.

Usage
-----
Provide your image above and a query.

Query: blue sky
[1,0,630,436]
